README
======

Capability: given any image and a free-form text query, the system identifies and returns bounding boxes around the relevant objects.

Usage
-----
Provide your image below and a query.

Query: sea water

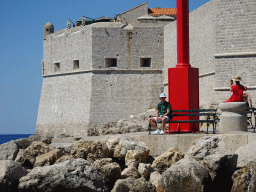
[0,134,33,145]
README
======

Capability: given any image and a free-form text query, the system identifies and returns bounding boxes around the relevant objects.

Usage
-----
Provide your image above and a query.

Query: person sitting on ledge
[148,93,171,135]
[243,86,252,107]
[225,75,245,102]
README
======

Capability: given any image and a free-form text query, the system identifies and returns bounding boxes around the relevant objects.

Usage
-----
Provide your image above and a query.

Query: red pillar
[166,0,199,133]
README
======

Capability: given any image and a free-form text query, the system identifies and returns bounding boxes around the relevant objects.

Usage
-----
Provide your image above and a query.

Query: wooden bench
[148,109,219,134]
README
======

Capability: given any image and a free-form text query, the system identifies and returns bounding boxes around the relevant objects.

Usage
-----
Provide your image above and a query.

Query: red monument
[166,0,199,133]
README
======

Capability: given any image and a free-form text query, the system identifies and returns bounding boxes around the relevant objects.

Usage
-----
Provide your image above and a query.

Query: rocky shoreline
[0,134,256,191]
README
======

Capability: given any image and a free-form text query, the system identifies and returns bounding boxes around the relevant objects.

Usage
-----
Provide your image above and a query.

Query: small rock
[113,137,149,162]
[41,137,52,144]
[138,163,153,180]
[93,158,121,182]
[15,138,33,149]
[70,140,109,163]
[125,150,142,168]
[111,177,156,192]
[152,147,184,174]
[149,171,162,188]
[55,155,75,164]
[121,166,140,179]
[157,158,211,192]
[34,149,65,167]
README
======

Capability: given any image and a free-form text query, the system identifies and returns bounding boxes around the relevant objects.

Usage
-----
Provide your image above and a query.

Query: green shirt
[157,101,171,116]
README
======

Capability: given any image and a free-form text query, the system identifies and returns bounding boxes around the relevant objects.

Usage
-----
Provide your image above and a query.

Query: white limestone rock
[157,158,211,192]
[0,140,20,161]
[152,147,184,174]
[235,140,256,167]
[0,160,27,192]
[93,158,121,182]
[138,163,153,179]
[125,150,142,168]
[203,153,238,181]
[18,158,109,192]
[149,171,162,188]
[185,136,227,161]
[121,166,140,179]
[111,177,156,192]
[113,137,149,162]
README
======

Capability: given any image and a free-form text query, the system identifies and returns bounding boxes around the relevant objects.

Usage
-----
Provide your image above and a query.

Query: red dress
[226,84,245,102]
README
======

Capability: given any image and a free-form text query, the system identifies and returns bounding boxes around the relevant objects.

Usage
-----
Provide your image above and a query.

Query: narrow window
[54,62,60,72]
[73,60,79,70]
[105,58,117,68]
[140,58,151,67]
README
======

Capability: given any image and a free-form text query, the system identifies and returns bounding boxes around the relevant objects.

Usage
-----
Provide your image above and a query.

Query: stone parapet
[219,102,247,133]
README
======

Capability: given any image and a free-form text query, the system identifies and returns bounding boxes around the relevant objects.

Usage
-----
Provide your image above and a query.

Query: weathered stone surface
[41,137,52,144]
[70,140,109,163]
[93,158,121,182]
[113,137,149,162]
[185,136,227,161]
[203,153,238,180]
[149,171,161,188]
[16,141,51,166]
[106,137,121,157]
[14,149,25,162]
[0,160,27,192]
[203,153,238,192]
[111,177,156,192]
[138,163,153,179]
[121,166,140,179]
[34,149,65,167]
[18,158,109,192]
[152,147,184,174]
[0,140,20,161]
[125,150,143,168]
[100,109,157,135]
[235,140,256,167]
[55,155,75,164]
[28,134,41,141]
[111,178,136,192]
[231,161,256,192]
[157,158,211,192]
[129,177,156,192]
[15,138,33,149]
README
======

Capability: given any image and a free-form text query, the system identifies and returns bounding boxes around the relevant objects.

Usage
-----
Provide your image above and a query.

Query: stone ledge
[51,131,256,156]
[214,52,256,57]
[43,69,163,77]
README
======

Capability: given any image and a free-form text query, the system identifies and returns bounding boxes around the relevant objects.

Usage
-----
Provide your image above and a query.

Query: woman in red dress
[226,75,245,102]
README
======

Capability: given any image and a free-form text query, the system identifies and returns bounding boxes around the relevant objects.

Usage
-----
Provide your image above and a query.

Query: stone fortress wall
[37,0,256,137]
[164,0,256,108]
[36,2,166,137]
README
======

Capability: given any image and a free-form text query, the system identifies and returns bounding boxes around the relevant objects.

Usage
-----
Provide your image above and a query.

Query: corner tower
[43,22,54,40]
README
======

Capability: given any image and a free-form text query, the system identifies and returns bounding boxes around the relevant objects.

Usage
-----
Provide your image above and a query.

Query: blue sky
[0,0,210,134]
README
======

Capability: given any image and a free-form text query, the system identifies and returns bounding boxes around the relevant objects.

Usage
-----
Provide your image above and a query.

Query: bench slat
[169,120,214,123]
[172,109,216,112]
[173,113,216,116]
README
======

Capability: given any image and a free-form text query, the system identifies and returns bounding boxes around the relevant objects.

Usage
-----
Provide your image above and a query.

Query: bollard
[219,102,247,133]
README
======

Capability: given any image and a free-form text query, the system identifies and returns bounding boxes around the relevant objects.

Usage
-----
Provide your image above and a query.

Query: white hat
[159,93,166,98]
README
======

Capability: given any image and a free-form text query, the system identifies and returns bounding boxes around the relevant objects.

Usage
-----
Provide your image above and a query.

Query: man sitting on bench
[148,93,171,135]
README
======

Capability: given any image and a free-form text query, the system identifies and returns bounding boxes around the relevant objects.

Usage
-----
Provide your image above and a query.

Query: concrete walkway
[52,126,256,156]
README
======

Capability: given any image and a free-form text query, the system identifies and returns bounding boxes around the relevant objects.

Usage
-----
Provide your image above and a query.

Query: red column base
[165,67,199,133]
